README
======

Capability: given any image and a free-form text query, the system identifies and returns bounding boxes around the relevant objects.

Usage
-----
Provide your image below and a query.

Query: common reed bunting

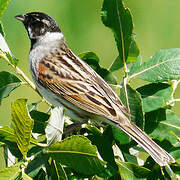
[15,12,175,166]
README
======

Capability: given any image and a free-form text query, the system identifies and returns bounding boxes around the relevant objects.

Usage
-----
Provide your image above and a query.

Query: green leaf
[34,169,46,179]
[110,39,140,72]
[145,109,180,145]
[101,0,133,71]
[6,52,19,66]
[86,125,118,175]
[112,126,130,145]
[116,160,150,179]
[122,152,138,164]
[0,162,22,180]
[0,21,5,37]
[79,51,100,63]
[129,48,180,82]
[120,84,144,129]
[109,56,123,72]
[0,0,11,18]
[129,56,142,76]
[0,71,21,103]
[47,135,106,176]
[50,161,68,180]
[30,110,50,134]
[124,162,151,178]
[127,39,140,63]
[22,172,33,180]
[79,51,117,85]
[137,83,173,113]
[11,98,34,156]
[0,126,23,159]
[0,126,16,142]
[171,163,180,176]
[144,108,166,135]
[25,152,49,179]
[101,68,117,85]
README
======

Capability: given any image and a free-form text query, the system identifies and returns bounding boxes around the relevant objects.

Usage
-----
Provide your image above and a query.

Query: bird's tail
[117,120,175,166]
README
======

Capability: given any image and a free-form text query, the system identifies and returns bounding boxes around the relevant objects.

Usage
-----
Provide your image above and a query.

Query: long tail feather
[117,121,175,166]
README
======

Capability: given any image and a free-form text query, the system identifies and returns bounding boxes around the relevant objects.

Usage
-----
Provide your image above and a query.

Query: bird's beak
[15,14,26,22]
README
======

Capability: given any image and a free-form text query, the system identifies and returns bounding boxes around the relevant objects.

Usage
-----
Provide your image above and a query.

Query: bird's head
[15,12,61,43]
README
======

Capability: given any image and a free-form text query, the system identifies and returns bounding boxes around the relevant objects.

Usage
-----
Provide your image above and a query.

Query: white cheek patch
[28,27,34,39]
[40,27,46,34]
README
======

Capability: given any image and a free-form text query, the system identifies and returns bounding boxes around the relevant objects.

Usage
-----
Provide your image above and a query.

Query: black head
[15,12,61,41]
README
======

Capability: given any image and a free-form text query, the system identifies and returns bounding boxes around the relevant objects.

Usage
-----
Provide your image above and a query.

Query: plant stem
[0,52,51,106]
[123,77,131,116]
[1,52,36,90]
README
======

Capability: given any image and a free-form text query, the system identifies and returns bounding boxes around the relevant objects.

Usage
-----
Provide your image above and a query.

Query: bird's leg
[63,120,88,136]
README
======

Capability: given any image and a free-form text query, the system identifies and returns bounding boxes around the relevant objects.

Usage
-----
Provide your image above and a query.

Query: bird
[15,12,175,166]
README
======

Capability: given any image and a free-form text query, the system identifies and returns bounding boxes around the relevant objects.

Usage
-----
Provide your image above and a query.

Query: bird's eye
[32,20,43,27]
[27,21,45,38]
[31,21,45,32]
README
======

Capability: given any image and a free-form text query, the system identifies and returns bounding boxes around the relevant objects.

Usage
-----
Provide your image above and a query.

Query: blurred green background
[0,0,180,167]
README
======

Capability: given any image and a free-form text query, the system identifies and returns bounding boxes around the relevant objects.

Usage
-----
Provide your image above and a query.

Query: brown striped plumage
[15,12,175,166]
[37,47,128,120]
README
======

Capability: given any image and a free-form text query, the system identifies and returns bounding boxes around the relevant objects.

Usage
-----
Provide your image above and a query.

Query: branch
[0,33,51,106]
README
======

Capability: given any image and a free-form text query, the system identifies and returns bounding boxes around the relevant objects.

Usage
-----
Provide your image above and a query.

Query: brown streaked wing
[37,50,128,119]
[65,49,129,115]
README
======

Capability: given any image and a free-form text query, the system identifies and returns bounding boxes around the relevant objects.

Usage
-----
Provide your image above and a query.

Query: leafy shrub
[0,0,179,179]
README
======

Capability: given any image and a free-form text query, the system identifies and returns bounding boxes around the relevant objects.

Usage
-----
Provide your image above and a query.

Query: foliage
[0,0,11,18]
[0,0,180,179]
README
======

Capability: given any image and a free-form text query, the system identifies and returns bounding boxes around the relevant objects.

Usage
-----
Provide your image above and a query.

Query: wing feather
[37,50,129,119]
